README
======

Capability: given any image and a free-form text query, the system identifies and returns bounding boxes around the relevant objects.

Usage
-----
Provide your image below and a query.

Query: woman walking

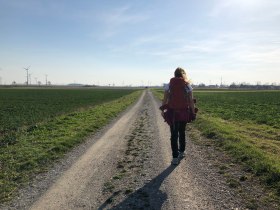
[161,67,196,165]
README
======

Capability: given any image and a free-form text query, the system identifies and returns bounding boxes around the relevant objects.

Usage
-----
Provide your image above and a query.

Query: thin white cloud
[112,28,280,77]
[210,0,280,21]
[211,0,265,16]
[233,46,280,64]
[97,5,150,38]
[102,6,148,25]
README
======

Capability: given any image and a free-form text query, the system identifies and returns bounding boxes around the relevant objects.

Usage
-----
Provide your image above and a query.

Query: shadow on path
[98,165,177,210]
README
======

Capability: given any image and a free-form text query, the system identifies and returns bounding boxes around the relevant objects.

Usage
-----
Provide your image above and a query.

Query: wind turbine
[23,66,31,85]
[29,73,32,85]
[45,74,48,86]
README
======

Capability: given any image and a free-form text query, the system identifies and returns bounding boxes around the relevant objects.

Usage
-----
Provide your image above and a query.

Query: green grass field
[0,88,136,146]
[154,89,280,198]
[0,88,141,203]
[195,90,280,128]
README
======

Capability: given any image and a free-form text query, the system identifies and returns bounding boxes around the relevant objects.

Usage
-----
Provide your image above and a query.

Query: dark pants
[170,121,187,158]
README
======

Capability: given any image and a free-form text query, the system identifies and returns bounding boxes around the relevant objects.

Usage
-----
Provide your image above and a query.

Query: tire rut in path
[98,90,171,210]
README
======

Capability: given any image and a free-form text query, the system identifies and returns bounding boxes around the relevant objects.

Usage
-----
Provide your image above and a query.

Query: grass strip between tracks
[0,90,142,203]
[152,89,280,200]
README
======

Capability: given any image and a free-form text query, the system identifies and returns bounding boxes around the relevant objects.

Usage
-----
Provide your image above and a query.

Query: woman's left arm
[189,92,195,114]
[186,84,195,113]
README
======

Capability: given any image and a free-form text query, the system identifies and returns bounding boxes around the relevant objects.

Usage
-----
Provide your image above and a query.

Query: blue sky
[0,0,280,86]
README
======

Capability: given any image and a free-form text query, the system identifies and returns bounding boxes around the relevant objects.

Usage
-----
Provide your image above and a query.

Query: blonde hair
[174,67,185,77]
[174,67,191,83]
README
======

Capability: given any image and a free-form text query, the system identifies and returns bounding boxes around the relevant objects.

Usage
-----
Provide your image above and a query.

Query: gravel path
[2,89,276,210]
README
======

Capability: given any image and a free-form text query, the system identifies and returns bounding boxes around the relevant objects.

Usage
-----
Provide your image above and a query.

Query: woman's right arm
[162,83,170,106]
[162,90,170,106]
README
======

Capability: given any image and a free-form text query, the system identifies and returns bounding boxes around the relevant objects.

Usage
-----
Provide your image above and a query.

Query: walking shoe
[171,158,179,165]
[178,152,185,159]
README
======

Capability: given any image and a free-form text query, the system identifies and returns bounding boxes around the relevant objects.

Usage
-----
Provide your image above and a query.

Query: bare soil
[1,90,279,210]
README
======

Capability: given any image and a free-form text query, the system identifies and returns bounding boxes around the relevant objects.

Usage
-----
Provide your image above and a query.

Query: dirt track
[2,90,253,209]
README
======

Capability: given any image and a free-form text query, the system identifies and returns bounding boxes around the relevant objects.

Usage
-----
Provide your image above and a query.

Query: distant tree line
[228,83,280,90]
[194,83,280,90]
